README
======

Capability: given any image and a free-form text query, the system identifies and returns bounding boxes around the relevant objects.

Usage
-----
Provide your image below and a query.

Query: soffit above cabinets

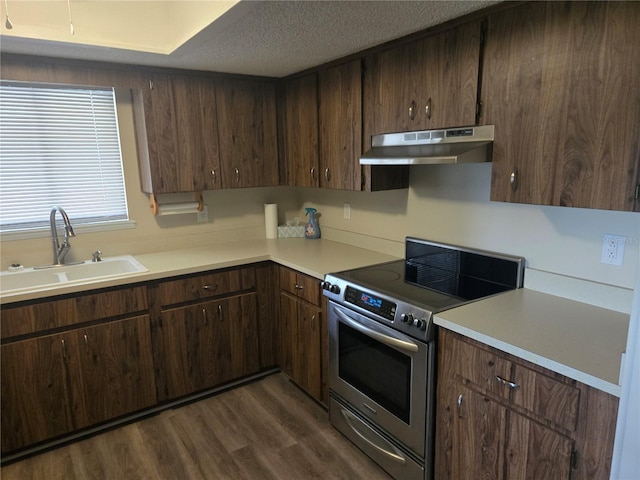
[0,0,499,77]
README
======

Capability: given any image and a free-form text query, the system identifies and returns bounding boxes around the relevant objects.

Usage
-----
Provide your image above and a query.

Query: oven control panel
[344,286,396,321]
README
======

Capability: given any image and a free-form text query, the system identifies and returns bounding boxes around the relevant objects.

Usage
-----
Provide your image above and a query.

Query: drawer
[1,286,149,340]
[159,266,255,307]
[510,364,580,432]
[279,267,320,306]
[448,334,513,400]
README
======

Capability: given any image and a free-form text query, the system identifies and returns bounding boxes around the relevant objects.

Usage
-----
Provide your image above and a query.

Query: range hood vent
[360,125,494,165]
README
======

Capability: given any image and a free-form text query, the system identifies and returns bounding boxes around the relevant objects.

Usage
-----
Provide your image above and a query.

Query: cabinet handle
[294,283,304,290]
[324,168,330,182]
[83,334,88,345]
[425,97,432,120]
[409,100,416,120]
[457,394,463,418]
[510,168,518,192]
[202,308,207,325]
[311,314,316,328]
[203,285,215,290]
[149,79,154,91]
[234,167,240,185]
[61,339,66,355]
[217,304,223,319]
[310,167,315,182]
[211,169,216,185]
[495,375,520,390]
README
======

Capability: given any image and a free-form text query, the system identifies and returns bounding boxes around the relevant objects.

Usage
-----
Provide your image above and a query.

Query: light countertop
[0,238,400,304]
[434,288,630,397]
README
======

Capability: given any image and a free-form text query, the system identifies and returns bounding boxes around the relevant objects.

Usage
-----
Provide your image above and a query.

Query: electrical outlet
[343,203,351,220]
[197,205,208,223]
[601,234,625,266]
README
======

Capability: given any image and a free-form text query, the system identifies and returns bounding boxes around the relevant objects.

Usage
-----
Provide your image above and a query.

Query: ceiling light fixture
[4,0,13,30]
[67,0,74,35]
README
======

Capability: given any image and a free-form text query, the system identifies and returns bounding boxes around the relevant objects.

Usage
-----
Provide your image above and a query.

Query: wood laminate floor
[1,373,392,480]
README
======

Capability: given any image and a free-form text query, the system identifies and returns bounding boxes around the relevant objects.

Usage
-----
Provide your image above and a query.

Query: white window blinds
[0,81,128,233]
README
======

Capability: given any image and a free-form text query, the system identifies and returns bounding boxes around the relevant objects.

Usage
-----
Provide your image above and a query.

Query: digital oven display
[345,286,396,321]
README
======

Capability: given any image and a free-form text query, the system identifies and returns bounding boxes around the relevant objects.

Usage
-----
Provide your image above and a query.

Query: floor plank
[1,373,392,480]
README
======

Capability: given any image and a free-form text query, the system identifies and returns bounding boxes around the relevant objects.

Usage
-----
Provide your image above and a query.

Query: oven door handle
[334,307,419,353]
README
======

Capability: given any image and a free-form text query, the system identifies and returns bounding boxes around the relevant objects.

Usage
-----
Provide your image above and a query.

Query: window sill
[1,220,137,241]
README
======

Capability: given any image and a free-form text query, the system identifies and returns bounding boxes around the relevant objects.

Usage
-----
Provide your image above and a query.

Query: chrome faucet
[50,206,76,266]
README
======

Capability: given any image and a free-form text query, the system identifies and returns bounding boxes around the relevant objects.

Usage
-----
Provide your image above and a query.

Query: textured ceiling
[0,1,500,78]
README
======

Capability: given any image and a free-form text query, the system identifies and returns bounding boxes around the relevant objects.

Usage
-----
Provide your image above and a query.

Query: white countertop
[434,288,630,397]
[0,238,400,304]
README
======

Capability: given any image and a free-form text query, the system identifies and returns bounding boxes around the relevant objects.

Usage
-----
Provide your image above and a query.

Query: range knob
[413,318,426,330]
[329,284,341,294]
[400,313,414,324]
[320,281,331,290]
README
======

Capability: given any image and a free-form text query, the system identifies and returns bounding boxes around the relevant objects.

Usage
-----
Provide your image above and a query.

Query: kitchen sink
[0,255,148,294]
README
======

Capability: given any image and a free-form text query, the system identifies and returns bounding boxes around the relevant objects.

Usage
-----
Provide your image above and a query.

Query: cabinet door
[278,292,322,401]
[506,409,574,480]
[319,59,362,190]
[172,75,220,191]
[283,73,319,187]
[295,301,322,401]
[76,315,157,428]
[449,384,507,480]
[161,294,259,400]
[216,79,278,188]
[482,1,640,211]
[1,332,83,453]
[363,21,480,143]
[136,74,220,193]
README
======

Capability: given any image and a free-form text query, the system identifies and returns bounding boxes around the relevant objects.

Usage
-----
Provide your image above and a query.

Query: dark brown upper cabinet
[134,73,220,194]
[215,78,279,189]
[362,20,482,143]
[482,1,640,211]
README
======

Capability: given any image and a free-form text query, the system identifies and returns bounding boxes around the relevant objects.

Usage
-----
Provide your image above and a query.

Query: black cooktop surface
[334,238,524,313]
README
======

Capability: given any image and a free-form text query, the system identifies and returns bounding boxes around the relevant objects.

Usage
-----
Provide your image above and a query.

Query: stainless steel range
[322,237,525,480]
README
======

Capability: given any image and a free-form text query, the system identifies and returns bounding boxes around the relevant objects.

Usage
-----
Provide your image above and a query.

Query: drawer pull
[495,375,520,389]
[202,308,207,325]
[294,283,304,290]
[202,285,215,290]
[457,394,463,418]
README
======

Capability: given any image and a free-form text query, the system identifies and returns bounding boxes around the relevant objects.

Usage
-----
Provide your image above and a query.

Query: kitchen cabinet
[481,1,640,211]
[318,59,362,191]
[134,73,220,194]
[1,288,156,454]
[435,329,618,480]
[152,265,262,402]
[282,73,320,188]
[363,20,481,138]
[160,295,260,399]
[278,266,326,403]
[216,78,279,189]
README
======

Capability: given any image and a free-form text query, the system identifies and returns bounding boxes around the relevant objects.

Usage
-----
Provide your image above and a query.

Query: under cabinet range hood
[360,125,494,165]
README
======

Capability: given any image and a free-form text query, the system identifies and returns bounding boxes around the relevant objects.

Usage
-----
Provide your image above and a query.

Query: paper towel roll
[157,202,200,216]
[264,204,278,239]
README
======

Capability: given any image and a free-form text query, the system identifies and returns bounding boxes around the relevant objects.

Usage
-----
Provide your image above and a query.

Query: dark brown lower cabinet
[279,291,322,401]
[1,315,156,453]
[160,293,260,400]
[436,329,618,480]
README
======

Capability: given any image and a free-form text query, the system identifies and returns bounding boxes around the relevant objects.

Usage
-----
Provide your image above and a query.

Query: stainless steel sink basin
[0,255,148,294]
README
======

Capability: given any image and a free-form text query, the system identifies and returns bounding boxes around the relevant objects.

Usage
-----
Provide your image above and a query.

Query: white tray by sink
[0,255,148,294]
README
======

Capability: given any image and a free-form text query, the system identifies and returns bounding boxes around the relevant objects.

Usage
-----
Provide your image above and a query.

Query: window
[0,81,129,236]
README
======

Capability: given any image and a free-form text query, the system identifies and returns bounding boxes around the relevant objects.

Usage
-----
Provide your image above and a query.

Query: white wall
[289,163,639,291]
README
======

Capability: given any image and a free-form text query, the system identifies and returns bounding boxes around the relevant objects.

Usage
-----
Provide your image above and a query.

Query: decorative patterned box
[277,225,306,238]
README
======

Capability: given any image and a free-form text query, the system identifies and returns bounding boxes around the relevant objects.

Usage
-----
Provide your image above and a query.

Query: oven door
[328,301,431,457]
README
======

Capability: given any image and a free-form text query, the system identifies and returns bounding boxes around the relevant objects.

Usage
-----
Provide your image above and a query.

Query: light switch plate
[601,234,625,266]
